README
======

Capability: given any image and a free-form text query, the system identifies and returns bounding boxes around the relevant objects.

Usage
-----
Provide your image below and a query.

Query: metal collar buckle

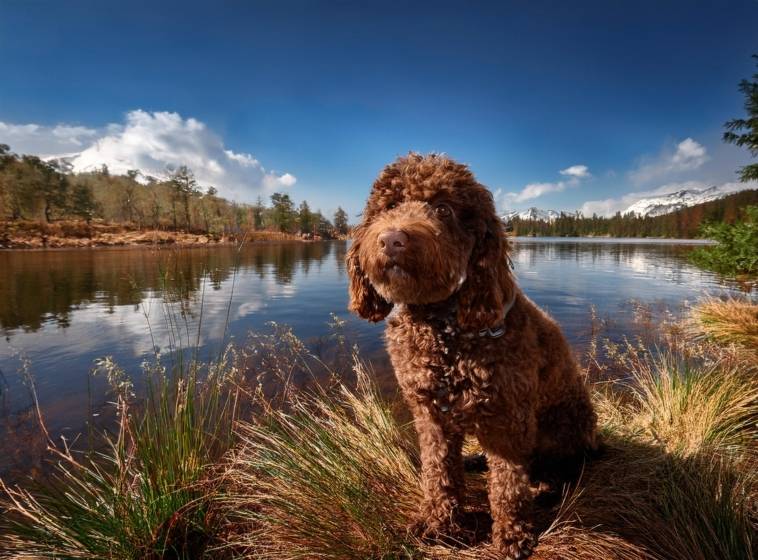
[476,289,517,339]
[478,325,506,338]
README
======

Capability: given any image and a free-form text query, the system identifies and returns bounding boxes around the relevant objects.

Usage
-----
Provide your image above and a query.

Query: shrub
[690,205,758,277]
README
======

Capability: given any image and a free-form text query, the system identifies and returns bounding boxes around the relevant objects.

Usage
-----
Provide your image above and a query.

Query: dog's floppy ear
[456,189,514,331]
[346,225,394,322]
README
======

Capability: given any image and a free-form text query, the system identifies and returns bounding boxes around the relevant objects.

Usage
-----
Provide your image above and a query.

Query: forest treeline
[4,143,757,241]
[507,189,758,238]
[0,144,349,239]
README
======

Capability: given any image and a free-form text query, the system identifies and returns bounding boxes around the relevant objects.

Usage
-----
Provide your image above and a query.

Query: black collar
[408,287,519,339]
[474,288,518,339]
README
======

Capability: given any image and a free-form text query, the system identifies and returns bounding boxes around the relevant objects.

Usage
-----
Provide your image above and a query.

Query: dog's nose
[378,229,408,257]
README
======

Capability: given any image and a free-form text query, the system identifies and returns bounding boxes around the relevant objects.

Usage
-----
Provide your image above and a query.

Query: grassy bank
[1,300,756,559]
[0,220,315,249]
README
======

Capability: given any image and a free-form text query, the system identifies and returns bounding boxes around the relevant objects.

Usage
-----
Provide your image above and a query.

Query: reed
[0,340,241,559]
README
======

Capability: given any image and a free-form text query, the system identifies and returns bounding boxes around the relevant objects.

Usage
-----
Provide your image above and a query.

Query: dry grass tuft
[596,354,757,459]
[690,297,758,353]
[220,361,423,559]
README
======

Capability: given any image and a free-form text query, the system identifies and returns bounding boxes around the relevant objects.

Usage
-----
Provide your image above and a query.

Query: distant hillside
[501,184,753,222]
[507,189,758,238]
[501,207,562,222]
[0,145,350,244]
[622,184,746,217]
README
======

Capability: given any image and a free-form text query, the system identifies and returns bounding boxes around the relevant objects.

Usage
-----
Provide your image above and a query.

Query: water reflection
[0,238,750,481]
[0,243,340,334]
[0,242,371,427]
[0,241,366,480]
[512,239,715,291]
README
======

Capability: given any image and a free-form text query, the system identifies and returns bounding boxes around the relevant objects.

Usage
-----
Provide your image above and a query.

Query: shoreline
[0,239,317,252]
[1,223,715,251]
[0,220,332,250]
[510,235,716,244]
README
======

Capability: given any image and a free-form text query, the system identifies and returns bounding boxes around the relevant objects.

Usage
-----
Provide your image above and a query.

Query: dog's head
[347,152,513,331]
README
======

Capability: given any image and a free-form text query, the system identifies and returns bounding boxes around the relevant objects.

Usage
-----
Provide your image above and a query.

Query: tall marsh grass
[1,298,756,559]
[0,350,241,559]
[222,362,422,560]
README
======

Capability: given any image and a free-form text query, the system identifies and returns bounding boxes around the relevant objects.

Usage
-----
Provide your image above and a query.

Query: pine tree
[200,186,218,233]
[334,206,349,235]
[270,192,295,232]
[22,156,68,223]
[724,55,758,182]
[169,165,199,231]
[0,144,17,219]
[316,212,334,238]
[252,196,265,230]
[70,183,97,224]
[298,200,313,235]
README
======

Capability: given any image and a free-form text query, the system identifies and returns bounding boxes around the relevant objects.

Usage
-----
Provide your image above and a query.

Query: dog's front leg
[412,407,464,538]
[478,425,537,559]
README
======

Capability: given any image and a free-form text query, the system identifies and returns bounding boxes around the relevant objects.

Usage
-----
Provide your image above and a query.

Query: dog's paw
[407,516,463,546]
[529,480,553,496]
[492,524,536,560]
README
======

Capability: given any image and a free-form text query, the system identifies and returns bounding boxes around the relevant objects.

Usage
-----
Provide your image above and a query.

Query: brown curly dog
[347,153,598,559]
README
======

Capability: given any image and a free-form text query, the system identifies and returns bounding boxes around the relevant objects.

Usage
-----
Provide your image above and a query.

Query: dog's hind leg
[532,387,598,488]
[538,384,597,451]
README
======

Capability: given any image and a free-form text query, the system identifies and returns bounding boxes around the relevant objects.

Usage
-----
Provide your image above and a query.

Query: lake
[0,238,748,479]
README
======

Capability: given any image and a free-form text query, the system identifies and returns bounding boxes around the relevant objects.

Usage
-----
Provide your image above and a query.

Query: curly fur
[347,153,597,558]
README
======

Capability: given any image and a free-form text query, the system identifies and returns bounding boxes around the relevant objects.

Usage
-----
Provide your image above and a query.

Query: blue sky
[1,0,757,218]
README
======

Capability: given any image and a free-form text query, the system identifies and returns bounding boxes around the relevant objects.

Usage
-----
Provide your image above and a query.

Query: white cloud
[0,110,295,201]
[512,181,569,202]
[497,164,590,207]
[629,137,709,184]
[671,138,707,167]
[0,121,97,156]
[560,164,591,179]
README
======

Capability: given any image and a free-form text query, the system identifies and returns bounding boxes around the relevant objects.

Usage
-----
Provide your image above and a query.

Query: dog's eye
[434,204,452,218]
[386,202,397,210]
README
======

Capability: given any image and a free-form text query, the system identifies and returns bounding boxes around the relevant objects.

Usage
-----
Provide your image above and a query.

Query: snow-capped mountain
[45,154,164,184]
[502,184,750,222]
[44,154,77,173]
[622,185,742,217]
[501,207,561,222]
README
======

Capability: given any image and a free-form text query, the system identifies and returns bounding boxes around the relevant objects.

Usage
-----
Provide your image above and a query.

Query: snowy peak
[622,185,741,217]
[501,207,561,222]
[502,184,748,222]
[44,154,162,185]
